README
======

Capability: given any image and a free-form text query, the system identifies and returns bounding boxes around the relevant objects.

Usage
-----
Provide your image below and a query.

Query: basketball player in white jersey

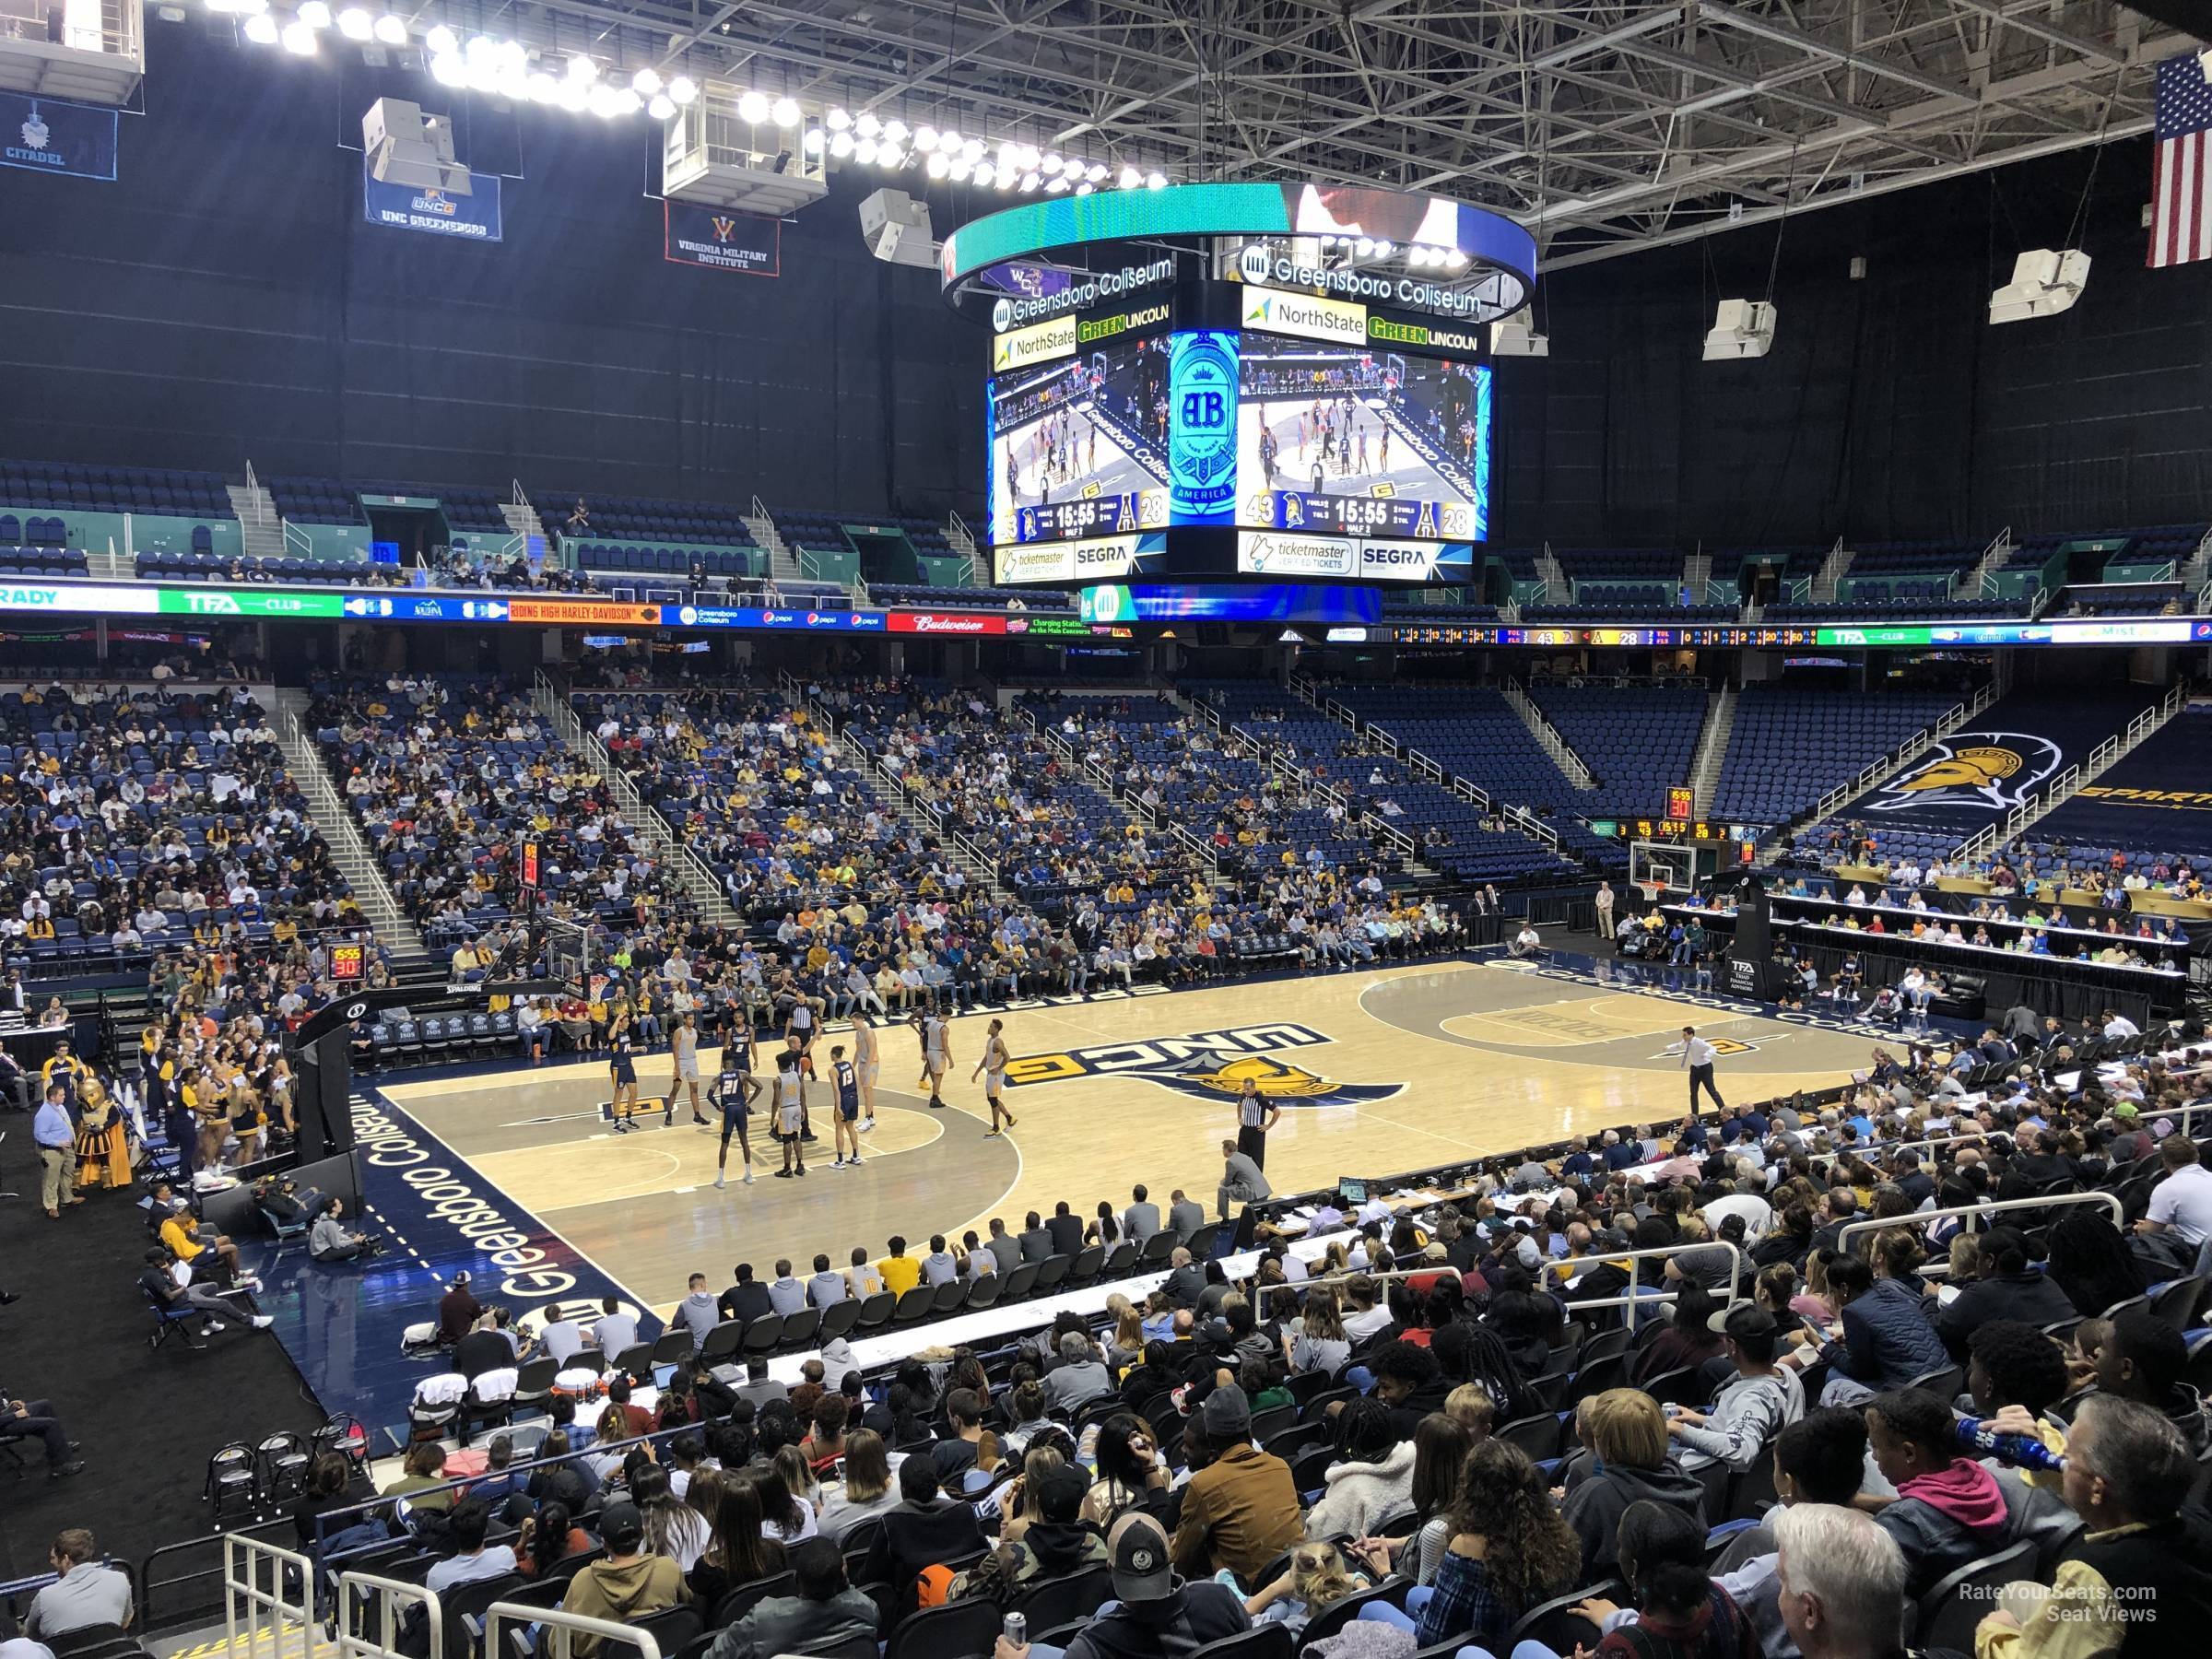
[971,1018,1018,1136]
[912,1009,950,1109]
[771,1054,807,1178]
[664,1012,706,1126]
[851,1014,879,1132]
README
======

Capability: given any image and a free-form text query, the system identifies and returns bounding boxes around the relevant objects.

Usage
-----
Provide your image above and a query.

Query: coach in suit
[1124,1185,1161,1242]
[1166,1190,1206,1244]
[1216,1139,1272,1221]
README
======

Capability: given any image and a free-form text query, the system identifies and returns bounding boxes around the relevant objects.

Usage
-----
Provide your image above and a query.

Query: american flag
[2149,52,2212,268]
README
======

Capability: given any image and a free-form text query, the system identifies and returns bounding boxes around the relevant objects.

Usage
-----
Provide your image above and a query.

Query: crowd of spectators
[307,676,686,948]
[259,1011,2212,1659]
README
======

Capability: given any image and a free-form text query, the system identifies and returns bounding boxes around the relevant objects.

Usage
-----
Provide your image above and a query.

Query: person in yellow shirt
[877,1236,924,1297]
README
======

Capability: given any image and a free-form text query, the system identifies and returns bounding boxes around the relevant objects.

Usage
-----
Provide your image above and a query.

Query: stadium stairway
[1688,684,1736,819]
[271,690,430,962]
[1810,538,1853,602]
[1009,694,1231,886]
[745,497,810,591]
[794,679,1012,899]
[227,476,286,563]
[499,488,542,548]
[531,672,746,925]
[1500,679,1598,788]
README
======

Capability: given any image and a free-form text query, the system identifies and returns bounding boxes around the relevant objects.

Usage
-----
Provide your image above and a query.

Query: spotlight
[829,130,853,158]
[566,52,597,81]
[1444,250,1468,270]
[335,5,370,36]
[914,124,937,151]
[1353,237,1374,256]
[827,106,851,130]
[1060,157,1083,180]
[1075,182,1093,195]
[1041,151,1062,172]
[1373,240,1393,257]
[877,141,903,168]
[995,168,1018,191]
[771,96,800,126]
[296,0,329,24]
[1145,170,1166,189]
[429,48,465,80]
[972,161,994,186]
[1044,176,1067,193]
[939,128,962,153]
[371,11,403,41]
[802,128,824,153]
[736,88,769,123]
[1085,161,1106,182]
[854,111,879,137]
[961,138,984,160]
[242,11,276,41]
[853,136,877,163]
[667,76,697,104]
[525,72,557,102]
[422,22,454,53]
[555,80,586,112]
[1118,165,1141,189]
[948,158,971,181]
[882,118,908,144]
[631,66,661,95]
[925,150,948,178]
[648,92,676,119]
[1019,170,1040,192]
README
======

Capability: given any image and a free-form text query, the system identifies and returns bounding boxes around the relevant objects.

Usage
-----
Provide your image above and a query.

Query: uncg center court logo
[1005,1022,1404,1107]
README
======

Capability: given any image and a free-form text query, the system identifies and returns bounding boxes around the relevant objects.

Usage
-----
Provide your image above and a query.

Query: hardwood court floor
[379,954,1880,1314]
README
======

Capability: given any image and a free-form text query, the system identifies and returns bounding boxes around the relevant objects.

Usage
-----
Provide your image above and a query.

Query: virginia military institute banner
[664,201,779,276]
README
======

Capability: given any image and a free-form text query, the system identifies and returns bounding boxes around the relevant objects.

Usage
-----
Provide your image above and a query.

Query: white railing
[486,1603,664,1659]
[1812,535,1852,601]
[533,674,740,924]
[1952,681,2189,863]
[277,701,417,947]
[1763,679,2001,864]
[1535,1241,1747,1321]
[243,462,267,524]
[282,521,312,558]
[335,1571,443,1659]
[1836,1191,2123,1257]
[512,478,529,506]
[224,1535,323,1659]
[1972,525,2016,598]
[1501,679,1596,789]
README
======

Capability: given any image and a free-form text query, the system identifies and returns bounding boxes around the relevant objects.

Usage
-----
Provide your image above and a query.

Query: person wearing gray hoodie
[670,1273,721,1352]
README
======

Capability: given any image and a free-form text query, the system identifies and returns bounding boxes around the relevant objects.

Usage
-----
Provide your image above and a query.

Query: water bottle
[1004,1611,1029,1647]
[1955,1414,2066,1474]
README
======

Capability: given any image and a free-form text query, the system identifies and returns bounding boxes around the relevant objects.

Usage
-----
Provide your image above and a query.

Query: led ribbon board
[941,182,1537,326]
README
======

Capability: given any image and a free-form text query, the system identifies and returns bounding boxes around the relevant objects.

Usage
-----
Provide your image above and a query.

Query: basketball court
[371,949,1888,1318]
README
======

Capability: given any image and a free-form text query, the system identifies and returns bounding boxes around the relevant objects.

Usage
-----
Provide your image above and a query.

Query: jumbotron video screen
[987,333,1172,547]
[1236,334,1490,542]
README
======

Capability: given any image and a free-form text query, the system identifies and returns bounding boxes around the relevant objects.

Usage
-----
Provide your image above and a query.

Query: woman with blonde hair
[1557,1389,1707,1578]
[1239,1540,1371,1632]
[1104,1296,1145,1371]
[816,1428,899,1540]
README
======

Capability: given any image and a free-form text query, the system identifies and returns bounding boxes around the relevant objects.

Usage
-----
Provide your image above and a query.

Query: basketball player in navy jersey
[829,1043,864,1170]
[711,1044,760,1189]
[607,1020,641,1133]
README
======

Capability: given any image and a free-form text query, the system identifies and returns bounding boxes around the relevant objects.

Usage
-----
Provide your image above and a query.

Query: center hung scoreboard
[943,182,1535,623]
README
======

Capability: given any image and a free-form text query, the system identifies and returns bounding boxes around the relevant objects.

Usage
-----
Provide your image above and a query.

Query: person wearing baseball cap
[1667,1303,1805,1472]
[1166,1383,1301,1584]
[558,1500,688,1653]
[998,1512,1248,1659]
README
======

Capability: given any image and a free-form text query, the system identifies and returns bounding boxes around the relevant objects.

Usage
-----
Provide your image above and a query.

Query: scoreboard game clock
[950,181,1535,607]
[329,943,365,982]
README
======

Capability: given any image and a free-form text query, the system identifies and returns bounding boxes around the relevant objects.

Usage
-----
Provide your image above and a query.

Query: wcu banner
[362,157,503,241]
[0,94,118,181]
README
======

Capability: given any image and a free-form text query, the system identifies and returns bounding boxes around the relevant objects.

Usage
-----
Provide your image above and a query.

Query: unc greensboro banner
[362,157,503,241]
[664,200,779,276]
[0,93,117,181]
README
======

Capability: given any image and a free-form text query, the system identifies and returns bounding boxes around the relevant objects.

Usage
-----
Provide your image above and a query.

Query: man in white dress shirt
[1682,1026,1726,1116]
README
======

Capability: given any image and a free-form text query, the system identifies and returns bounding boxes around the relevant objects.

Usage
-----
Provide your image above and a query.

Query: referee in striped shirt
[1235,1076,1281,1170]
